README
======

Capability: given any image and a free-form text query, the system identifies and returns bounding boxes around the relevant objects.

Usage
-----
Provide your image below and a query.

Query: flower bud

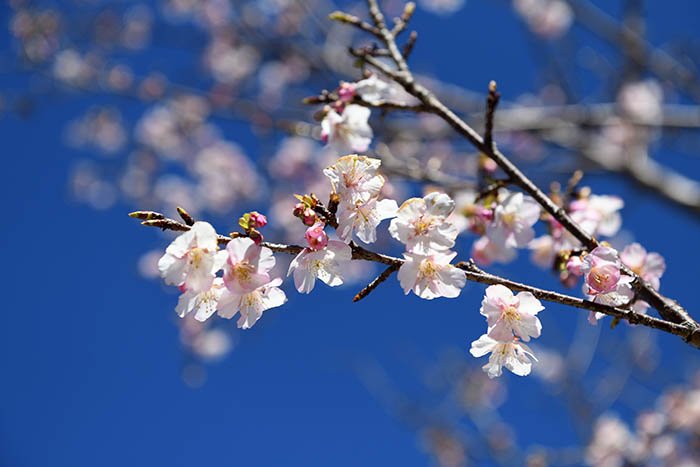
[302,208,317,226]
[248,211,267,228]
[305,223,328,250]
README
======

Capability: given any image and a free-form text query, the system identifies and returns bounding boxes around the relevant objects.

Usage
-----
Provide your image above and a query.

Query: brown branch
[131,211,700,348]
[343,1,697,331]
[484,80,500,150]
[353,263,400,302]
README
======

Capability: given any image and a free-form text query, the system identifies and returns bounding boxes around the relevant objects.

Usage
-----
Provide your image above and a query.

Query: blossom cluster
[470,285,544,378]
[158,221,287,330]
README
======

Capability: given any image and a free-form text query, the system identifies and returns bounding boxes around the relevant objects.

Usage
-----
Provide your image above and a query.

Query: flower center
[188,247,206,268]
[419,259,437,279]
[503,305,520,322]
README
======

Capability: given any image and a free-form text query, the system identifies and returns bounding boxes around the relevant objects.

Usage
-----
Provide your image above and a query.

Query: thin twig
[353,263,400,302]
[484,80,500,150]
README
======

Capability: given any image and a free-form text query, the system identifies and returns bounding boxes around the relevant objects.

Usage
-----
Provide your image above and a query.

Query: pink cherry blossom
[336,197,398,244]
[587,275,635,324]
[158,221,228,294]
[469,334,538,378]
[582,246,622,295]
[305,222,329,250]
[570,194,624,238]
[320,104,372,154]
[620,243,666,290]
[287,240,352,293]
[487,191,541,248]
[323,154,385,205]
[472,235,516,266]
[566,255,584,276]
[217,278,287,329]
[397,251,466,299]
[389,192,460,255]
[175,278,226,322]
[480,284,544,342]
[223,237,276,294]
[337,81,356,103]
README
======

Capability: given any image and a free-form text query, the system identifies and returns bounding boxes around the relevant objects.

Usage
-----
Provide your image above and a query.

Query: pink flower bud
[305,223,329,250]
[566,256,584,276]
[338,82,356,103]
[302,208,317,226]
[476,207,494,222]
[248,211,267,228]
[293,203,305,218]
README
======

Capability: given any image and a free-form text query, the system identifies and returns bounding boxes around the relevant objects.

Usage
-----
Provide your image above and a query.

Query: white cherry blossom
[487,191,540,248]
[158,221,228,293]
[480,284,544,342]
[470,334,538,378]
[287,240,352,293]
[355,74,397,105]
[175,278,226,322]
[389,192,460,254]
[223,237,276,294]
[397,251,466,299]
[321,104,373,154]
[620,243,665,290]
[218,278,287,329]
[323,154,385,204]
[336,197,398,244]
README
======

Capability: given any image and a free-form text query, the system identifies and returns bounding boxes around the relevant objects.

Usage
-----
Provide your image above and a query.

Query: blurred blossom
[205,35,260,85]
[121,5,153,50]
[104,64,135,92]
[137,249,164,279]
[70,163,118,210]
[617,80,664,124]
[53,49,96,87]
[193,141,262,212]
[10,8,61,63]
[418,0,465,16]
[65,107,127,155]
[586,415,635,466]
[513,0,573,38]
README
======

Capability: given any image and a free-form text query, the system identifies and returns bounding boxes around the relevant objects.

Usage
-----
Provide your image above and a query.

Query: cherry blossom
[287,240,352,293]
[323,154,385,204]
[217,278,287,329]
[175,278,226,322]
[620,243,666,290]
[354,74,397,105]
[223,237,276,294]
[158,221,228,293]
[480,284,544,342]
[469,334,538,378]
[587,275,635,324]
[320,104,373,153]
[336,197,398,244]
[487,191,541,248]
[582,246,622,295]
[472,235,517,266]
[570,194,624,238]
[389,192,460,254]
[397,251,466,299]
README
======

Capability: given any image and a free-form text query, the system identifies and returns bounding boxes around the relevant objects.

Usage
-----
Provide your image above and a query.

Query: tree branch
[131,211,700,349]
